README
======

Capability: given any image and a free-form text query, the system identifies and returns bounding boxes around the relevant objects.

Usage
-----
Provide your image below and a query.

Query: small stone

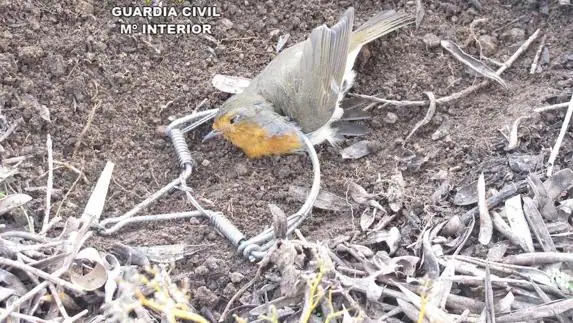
[219,18,233,31]
[290,16,301,30]
[422,33,441,48]
[431,116,451,141]
[18,78,34,92]
[269,29,281,39]
[384,112,398,124]
[223,282,237,296]
[442,215,463,236]
[194,286,219,306]
[478,35,497,56]
[46,54,66,77]
[254,20,265,31]
[0,53,17,78]
[75,0,94,16]
[201,159,210,167]
[154,125,168,137]
[204,256,219,271]
[206,231,218,241]
[194,265,209,276]
[501,28,525,43]
[508,154,542,173]
[18,46,44,63]
[564,52,573,69]
[229,272,244,284]
[235,163,248,176]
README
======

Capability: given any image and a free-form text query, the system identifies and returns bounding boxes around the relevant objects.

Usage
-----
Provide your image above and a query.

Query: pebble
[18,46,44,63]
[422,33,441,49]
[229,272,244,284]
[201,159,210,167]
[383,112,398,124]
[75,0,94,16]
[501,28,525,43]
[478,35,497,56]
[290,16,301,30]
[269,29,281,39]
[46,54,66,77]
[206,231,218,241]
[564,52,573,69]
[223,282,237,296]
[204,256,220,271]
[235,163,248,176]
[219,18,234,31]
[194,286,219,305]
[194,265,209,276]
[0,53,18,77]
[508,154,542,173]
[431,120,451,141]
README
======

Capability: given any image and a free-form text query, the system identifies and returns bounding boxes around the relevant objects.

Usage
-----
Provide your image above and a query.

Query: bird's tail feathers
[350,10,413,51]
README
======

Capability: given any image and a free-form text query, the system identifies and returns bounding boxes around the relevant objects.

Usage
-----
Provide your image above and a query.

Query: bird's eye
[230,115,241,124]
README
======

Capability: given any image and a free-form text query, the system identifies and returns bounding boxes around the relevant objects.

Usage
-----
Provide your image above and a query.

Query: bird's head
[203,96,303,159]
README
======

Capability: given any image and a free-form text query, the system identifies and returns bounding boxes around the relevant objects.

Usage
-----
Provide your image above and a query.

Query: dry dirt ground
[1,0,572,319]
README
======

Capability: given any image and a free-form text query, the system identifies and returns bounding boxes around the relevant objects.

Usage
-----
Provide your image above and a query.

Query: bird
[203,7,413,159]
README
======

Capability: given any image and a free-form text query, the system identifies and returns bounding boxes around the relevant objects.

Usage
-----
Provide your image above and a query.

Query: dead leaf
[288,186,349,212]
[211,74,251,94]
[276,33,290,52]
[504,195,534,252]
[453,180,478,206]
[364,227,401,255]
[340,140,374,159]
[477,173,493,245]
[349,182,375,204]
[360,209,376,231]
[544,168,573,200]
[0,194,32,216]
[441,40,507,88]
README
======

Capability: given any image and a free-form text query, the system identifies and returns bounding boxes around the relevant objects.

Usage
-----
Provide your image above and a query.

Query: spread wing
[292,8,354,132]
[251,8,354,133]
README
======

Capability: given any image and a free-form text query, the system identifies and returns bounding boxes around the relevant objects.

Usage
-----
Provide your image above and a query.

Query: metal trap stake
[97,108,320,261]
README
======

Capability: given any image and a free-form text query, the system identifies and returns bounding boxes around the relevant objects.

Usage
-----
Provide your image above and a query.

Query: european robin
[204,7,413,158]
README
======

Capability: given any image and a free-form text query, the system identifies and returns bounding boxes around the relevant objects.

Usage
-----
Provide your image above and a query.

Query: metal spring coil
[167,127,194,168]
[208,212,246,248]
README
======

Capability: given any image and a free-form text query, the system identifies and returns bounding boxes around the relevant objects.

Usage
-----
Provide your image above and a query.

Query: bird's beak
[202,129,222,143]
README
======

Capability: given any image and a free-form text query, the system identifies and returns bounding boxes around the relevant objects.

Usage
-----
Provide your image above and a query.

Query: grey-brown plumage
[215,7,413,147]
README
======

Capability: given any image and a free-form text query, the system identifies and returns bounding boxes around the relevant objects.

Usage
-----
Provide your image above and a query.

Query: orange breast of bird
[213,116,303,159]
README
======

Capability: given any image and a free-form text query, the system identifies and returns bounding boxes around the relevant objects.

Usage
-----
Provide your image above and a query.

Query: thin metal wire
[167,109,218,133]
[98,107,320,261]
[99,211,204,235]
[97,177,183,232]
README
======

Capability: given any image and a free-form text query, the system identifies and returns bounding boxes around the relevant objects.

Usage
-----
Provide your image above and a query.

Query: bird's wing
[251,8,354,133]
[290,8,355,132]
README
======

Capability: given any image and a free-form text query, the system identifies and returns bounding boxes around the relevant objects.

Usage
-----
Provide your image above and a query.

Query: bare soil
[1,0,572,319]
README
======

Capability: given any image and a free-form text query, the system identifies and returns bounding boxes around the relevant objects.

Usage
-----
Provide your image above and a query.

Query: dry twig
[546,94,573,177]
[405,92,436,142]
[534,102,570,113]
[530,34,547,74]
[72,101,100,159]
[43,135,54,232]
